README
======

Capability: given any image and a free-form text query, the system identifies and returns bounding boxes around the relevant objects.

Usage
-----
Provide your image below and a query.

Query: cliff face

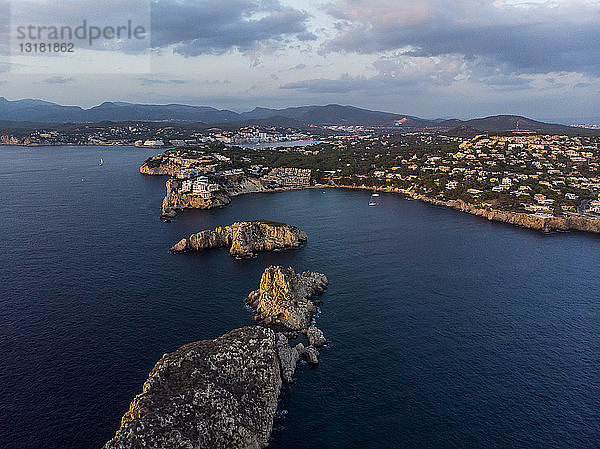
[246,266,328,332]
[170,221,308,258]
[140,156,184,177]
[161,178,231,217]
[103,327,282,449]
[426,198,600,233]
[222,176,268,197]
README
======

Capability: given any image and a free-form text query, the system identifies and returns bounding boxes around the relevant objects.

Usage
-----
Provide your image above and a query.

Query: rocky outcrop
[103,326,282,449]
[140,155,185,177]
[307,326,327,347]
[246,266,328,333]
[276,333,300,384]
[445,199,600,233]
[170,221,308,258]
[295,343,320,365]
[161,178,231,217]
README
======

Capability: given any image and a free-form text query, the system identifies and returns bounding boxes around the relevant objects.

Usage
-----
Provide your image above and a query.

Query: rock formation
[104,264,330,448]
[140,155,183,176]
[307,326,327,347]
[276,333,300,384]
[295,343,320,365]
[246,266,328,333]
[170,221,307,258]
[103,327,282,449]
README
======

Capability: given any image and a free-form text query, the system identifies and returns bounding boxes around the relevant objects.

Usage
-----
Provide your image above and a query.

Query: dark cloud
[323,0,600,76]
[151,0,315,56]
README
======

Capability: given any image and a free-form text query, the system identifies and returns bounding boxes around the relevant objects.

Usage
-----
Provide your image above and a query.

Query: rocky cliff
[246,266,328,333]
[441,199,600,233]
[104,266,330,447]
[103,326,283,449]
[140,155,185,177]
[161,178,231,217]
[170,221,308,257]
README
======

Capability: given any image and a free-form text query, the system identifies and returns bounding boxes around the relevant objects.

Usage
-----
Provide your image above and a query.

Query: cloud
[43,76,74,84]
[138,77,187,86]
[151,0,315,56]
[322,0,600,76]
[281,53,538,95]
[0,0,9,57]
[290,63,306,70]
[281,74,371,93]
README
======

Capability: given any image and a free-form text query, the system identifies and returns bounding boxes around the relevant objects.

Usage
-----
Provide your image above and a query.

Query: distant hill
[0,97,580,132]
[242,104,435,128]
[0,98,240,124]
[447,115,575,132]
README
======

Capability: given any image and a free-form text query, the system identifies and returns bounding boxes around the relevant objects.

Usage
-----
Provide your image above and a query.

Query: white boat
[99,158,103,166]
[368,193,378,206]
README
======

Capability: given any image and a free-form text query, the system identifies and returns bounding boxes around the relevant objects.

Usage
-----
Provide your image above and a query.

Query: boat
[98,158,103,166]
[369,192,379,206]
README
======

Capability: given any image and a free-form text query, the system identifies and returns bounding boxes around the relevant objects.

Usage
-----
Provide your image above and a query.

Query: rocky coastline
[170,221,307,258]
[140,155,188,177]
[160,175,312,218]
[104,265,328,448]
[329,183,600,234]
[103,326,283,449]
[161,178,232,218]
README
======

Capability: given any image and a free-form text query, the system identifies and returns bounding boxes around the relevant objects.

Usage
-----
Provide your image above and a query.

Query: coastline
[156,171,600,234]
[326,184,600,234]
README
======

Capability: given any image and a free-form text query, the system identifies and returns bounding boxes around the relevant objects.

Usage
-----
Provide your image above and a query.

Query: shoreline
[323,184,600,235]
[168,179,600,235]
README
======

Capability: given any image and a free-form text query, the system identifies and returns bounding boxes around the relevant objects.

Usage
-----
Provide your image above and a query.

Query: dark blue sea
[1,145,599,449]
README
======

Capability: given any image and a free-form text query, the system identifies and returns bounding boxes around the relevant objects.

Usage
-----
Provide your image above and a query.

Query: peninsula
[170,220,307,258]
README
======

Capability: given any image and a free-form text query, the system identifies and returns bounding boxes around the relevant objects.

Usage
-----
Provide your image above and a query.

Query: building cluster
[373,134,600,217]
[192,127,310,145]
[0,124,312,148]
[180,175,220,200]
[261,167,312,188]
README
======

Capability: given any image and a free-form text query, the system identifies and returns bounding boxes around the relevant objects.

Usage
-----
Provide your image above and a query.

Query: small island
[170,220,307,258]
[247,265,328,333]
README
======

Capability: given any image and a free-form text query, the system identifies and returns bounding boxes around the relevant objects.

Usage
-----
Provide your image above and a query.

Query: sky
[0,0,599,122]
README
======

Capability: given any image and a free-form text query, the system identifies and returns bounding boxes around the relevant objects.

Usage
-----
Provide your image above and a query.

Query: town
[0,123,312,147]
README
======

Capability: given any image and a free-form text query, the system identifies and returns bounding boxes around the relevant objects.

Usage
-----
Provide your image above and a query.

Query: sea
[1,145,599,449]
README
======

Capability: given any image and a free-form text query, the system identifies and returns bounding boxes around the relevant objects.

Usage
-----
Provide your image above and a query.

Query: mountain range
[0,97,580,132]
